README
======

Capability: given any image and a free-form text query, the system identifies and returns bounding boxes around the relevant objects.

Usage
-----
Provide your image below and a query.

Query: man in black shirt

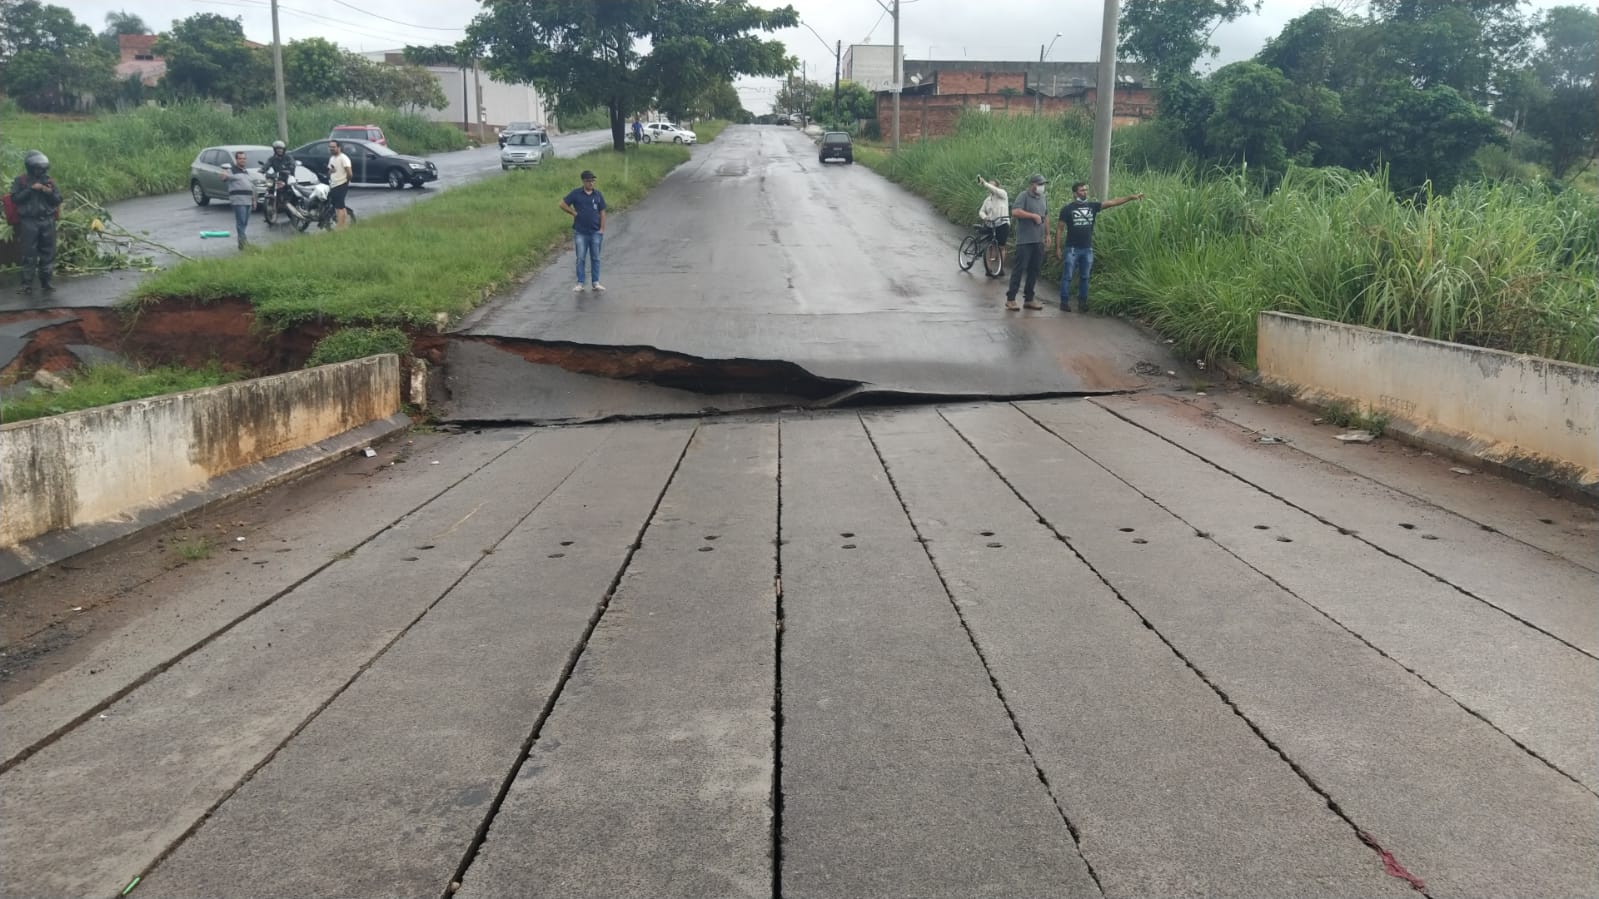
[1055,181,1143,312]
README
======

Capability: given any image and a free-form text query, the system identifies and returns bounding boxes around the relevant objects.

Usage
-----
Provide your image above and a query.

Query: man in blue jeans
[560,170,607,292]
[1055,181,1143,312]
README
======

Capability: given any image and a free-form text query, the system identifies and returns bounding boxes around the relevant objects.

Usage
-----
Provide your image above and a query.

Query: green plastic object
[199,230,231,238]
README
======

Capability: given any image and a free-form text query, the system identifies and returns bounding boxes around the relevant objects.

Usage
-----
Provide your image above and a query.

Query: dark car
[819,131,853,164]
[288,138,438,189]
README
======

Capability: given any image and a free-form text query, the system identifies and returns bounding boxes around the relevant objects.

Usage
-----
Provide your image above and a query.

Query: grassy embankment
[1,362,237,424]
[136,145,691,327]
[860,113,1597,367]
[0,100,468,205]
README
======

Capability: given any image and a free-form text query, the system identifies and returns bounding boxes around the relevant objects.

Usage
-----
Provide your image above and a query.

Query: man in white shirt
[326,140,353,229]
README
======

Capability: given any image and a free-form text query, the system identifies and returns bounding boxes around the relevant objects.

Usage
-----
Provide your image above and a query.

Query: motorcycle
[282,171,355,232]
[257,161,308,226]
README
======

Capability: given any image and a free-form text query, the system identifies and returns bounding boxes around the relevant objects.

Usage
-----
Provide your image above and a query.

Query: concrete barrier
[1257,312,1599,494]
[1,355,403,554]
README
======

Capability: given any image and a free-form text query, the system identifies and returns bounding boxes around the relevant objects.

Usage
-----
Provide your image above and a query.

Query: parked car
[498,121,540,148]
[819,131,853,164]
[641,122,696,144]
[330,124,387,146]
[289,138,438,189]
[500,130,555,169]
[188,144,273,207]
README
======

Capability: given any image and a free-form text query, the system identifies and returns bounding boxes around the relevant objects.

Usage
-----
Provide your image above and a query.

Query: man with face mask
[1005,173,1051,310]
[10,150,62,294]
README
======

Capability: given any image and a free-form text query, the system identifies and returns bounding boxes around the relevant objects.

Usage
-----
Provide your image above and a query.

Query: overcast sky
[59,0,1572,114]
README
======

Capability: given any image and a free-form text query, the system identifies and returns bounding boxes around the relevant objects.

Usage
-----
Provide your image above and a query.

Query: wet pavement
[0,130,615,312]
[450,126,1179,421]
[2,391,1595,898]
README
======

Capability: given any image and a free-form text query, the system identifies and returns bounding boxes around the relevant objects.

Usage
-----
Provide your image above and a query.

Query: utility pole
[891,0,900,150]
[834,39,841,108]
[270,0,287,143]
[1091,0,1120,199]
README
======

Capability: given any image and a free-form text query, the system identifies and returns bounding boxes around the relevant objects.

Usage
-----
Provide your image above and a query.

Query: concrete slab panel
[1017,399,1599,790]
[458,422,778,898]
[964,399,1599,898]
[865,405,1410,898]
[776,414,1098,898]
[0,426,611,898]
[143,422,694,897]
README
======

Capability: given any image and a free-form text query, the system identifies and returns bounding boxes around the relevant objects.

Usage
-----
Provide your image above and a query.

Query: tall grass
[136,145,690,328]
[862,112,1598,367]
[0,100,467,205]
[0,361,235,424]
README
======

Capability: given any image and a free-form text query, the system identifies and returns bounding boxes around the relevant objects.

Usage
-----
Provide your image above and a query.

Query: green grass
[0,362,237,424]
[136,145,691,328]
[861,112,1598,367]
[0,100,467,205]
[693,120,730,143]
[305,326,413,367]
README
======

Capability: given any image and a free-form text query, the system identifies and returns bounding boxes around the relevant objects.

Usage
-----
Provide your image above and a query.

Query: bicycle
[958,218,1008,278]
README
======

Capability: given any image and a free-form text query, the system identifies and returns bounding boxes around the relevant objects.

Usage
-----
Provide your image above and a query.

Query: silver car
[500,130,555,169]
[189,144,272,207]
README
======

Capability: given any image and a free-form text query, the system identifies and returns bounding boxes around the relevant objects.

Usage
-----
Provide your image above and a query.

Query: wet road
[451,126,1181,420]
[0,130,615,311]
[3,392,1595,898]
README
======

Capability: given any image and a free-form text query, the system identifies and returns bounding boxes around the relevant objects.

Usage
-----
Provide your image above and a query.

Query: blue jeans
[1061,246,1093,304]
[574,231,602,284]
[232,203,251,244]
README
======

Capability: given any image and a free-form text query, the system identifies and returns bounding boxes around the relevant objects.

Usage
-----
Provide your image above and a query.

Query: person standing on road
[326,140,353,229]
[1005,173,1051,310]
[560,170,607,293]
[226,151,256,250]
[632,116,644,144]
[10,150,62,294]
[1055,180,1144,312]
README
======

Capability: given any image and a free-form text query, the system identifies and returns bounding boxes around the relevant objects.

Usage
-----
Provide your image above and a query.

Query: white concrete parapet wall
[1,355,402,549]
[1257,312,1598,490]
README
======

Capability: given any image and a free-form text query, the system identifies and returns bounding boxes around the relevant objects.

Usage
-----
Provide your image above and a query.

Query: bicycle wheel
[982,243,1005,278]
[958,235,981,271]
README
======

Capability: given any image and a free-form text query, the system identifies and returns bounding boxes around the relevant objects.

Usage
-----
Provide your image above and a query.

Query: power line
[326,0,465,32]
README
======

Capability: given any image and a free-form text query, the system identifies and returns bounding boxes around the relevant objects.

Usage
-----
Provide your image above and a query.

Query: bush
[305,327,413,367]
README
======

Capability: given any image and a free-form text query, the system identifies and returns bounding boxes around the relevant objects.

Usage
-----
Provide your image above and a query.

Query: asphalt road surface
[2,391,1595,898]
[450,126,1179,420]
[5,130,614,310]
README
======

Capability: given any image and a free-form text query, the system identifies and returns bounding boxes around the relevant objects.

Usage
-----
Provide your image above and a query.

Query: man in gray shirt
[225,150,255,250]
[1005,173,1051,310]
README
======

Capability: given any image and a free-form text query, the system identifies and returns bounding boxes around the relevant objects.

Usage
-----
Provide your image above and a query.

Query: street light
[1040,32,1062,62]
[798,19,843,108]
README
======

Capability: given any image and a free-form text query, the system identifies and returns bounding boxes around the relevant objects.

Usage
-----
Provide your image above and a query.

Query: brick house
[873,60,1157,142]
[115,35,165,87]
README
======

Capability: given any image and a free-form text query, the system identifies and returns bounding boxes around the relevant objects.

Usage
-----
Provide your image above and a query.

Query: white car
[641,122,697,144]
[500,130,555,169]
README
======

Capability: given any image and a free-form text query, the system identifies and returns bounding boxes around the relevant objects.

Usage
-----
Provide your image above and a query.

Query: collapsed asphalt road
[448,125,1185,422]
[1,129,616,311]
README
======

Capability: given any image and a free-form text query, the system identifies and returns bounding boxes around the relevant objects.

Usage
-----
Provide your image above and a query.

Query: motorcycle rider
[10,150,62,294]
[259,140,297,218]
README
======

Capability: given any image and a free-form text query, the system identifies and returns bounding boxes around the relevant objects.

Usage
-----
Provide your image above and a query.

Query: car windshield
[824,133,849,142]
[508,132,545,146]
[346,141,396,157]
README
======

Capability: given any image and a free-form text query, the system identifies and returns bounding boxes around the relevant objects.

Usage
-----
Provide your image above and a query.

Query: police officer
[11,150,62,293]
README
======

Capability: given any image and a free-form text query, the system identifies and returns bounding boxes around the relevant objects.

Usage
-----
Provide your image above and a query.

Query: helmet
[272,140,286,151]
[24,150,49,178]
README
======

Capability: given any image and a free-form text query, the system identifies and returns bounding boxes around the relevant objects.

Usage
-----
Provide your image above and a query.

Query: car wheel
[674,136,683,143]
[501,163,509,170]
[845,156,853,164]
[191,181,210,206]
[386,168,405,189]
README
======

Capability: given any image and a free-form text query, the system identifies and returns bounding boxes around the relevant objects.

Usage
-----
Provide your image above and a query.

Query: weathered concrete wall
[1,355,401,549]
[1257,312,1599,488]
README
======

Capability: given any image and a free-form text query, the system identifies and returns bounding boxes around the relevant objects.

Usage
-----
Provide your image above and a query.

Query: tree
[283,37,346,103]
[155,13,272,107]
[810,81,874,127]
[0,1,113,111]
[98,10,148,54]
[774,76,822,120]
[1202,61,1305,178]
[1118,0,1261,83]
[1343,81,1500,193]
[471,0,798,151]
[1511,6,1597,178]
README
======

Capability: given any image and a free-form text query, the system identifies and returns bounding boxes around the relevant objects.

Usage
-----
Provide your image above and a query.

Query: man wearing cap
[1005,173,1051,310]
[560,170,607,292]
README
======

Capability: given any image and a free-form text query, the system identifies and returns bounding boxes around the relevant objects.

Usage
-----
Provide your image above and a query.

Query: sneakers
[591,283,606,292]
[40,283,54,293]
[573,283,586,292]
[1004,299,1020,311]
[1023,299,1044,310]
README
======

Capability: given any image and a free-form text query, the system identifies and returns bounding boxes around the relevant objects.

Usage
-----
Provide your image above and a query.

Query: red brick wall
[934,71,1027,95]
[875,86,1158,142]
